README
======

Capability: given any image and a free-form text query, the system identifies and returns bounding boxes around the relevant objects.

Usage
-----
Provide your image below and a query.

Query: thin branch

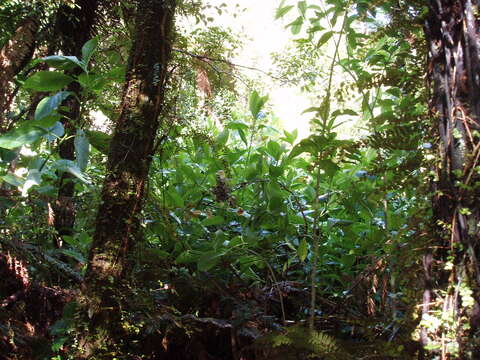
[172,48,283,81]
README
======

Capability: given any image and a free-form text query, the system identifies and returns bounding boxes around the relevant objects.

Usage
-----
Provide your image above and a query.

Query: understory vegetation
[0,0,479,359]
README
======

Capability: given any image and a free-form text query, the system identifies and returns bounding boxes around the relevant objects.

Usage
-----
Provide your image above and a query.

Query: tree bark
[0,16,39,131]
[81,0,176,353]
[51,0,99,245]
[425,0,480,355]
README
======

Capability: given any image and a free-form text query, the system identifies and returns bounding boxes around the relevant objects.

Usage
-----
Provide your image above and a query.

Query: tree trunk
[0,16,39,131]
[81,0,176,354]
[51,0,98,245]
[425,0,480,355]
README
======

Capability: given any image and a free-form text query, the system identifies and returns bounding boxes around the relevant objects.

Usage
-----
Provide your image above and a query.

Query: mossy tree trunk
[81,0,176,354]
[425,0,480,355]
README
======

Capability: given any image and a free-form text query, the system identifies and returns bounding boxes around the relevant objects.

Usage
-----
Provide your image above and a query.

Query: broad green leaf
[81,37,99,66]
[302,106,322,115]
[347,31,358,50]
[85,130,111,154]
[74,129,90,171]
[0,117,59,149]
[0,148,18,163]
[289,135,331,159]
[318,159,340,177]
[266,140,282,160]
[179,164,196,182]
[226,121,249,131]
[307,25,325,34]
[202,216,224,226]
[317,31,334,47]
[246,163,259,180]
[42,55,83,70]
[22,169,42,195]
[331,109,358,117]
[44,121,65,142]
[216,129,229,146]
[249,90,268,118]
[289,138,316,159]
[176,251,197,264]
[52,337,68,352]
[61,249,86,263]
[197,251,223,271]
[269,164,283,177]
[288,16,304,35]
[1,173,24,187]
[328,217,354,229]
[166,189,184,207]
[23,71,74,92]
[297,238,308,262]
[267,182,284,212]
[35,91,73,121]
[298,1,307,15]
[53,159,91,184]
[282,129,298,145]
[275,4,294,19]
[78,232,92,246]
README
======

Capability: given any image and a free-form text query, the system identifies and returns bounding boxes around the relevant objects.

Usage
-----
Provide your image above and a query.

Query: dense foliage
[0,0,479,359]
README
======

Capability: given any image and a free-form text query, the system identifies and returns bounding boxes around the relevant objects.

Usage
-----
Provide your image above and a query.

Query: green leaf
[23,71,74,92]
[328,218,354,229]
[74,129,90,171]
[266,140,282,160]
[176,250,198,264]
[238,129,248,145]
[269,164,283,177]
[23,169,42,194]
[317,31,334,47]
[61,249,86,263]
[197,251,223,271]
[85,130,111,154]
[282,129,298,145]
[179,164,196,182]
[331,109,358,117]
[216,129,229,146]
[42,55,83,70]
[288,138,315,159]
[202,216,224,226]
[361,94,373,122]
[1,173,24,187]
[44,121,65,142]
[298,1,307,16]
[319,96,331,122]
[297,238,308,262]
[275,4,294,19]
[53,159,91,184]
[249,90,269,118]
[288,16,304,35]
[166,188,184,208]
[52,337,68,352]
[267,182,284,212]
[81,37,98,66]
[226,121,249,131]
[0,117,58,149]
[35,91,73,121]
[288,135,331,159]
[0,148,18,163]
[302,106,322,115]
[318,159,340,177]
